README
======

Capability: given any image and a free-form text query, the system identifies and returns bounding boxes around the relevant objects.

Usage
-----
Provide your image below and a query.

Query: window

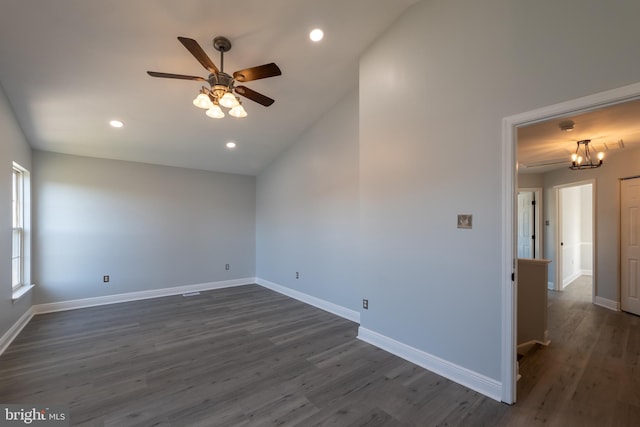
[12,163,27,291]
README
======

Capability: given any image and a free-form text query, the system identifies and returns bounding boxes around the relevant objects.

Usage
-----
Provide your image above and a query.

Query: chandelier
[570,139,604,170]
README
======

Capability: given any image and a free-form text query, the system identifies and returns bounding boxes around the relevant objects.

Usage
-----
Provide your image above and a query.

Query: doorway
[501,81,640,404]
[517,188,541,259]
[555,182,594,300]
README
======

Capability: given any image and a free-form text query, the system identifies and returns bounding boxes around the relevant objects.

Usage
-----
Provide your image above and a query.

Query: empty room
[2,1,640,426]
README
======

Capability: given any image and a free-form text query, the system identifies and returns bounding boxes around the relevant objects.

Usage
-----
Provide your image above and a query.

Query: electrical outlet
[225,264,230,270]
[363,299,368,309]
[296,272,300,279]
[103,275,110,283]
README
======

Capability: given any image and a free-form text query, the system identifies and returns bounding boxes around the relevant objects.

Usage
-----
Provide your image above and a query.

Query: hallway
[509,276,640,425]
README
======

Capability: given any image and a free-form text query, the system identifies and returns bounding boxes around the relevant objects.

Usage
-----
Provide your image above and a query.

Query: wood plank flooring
[0,281,638,426]
[510,276,640,426]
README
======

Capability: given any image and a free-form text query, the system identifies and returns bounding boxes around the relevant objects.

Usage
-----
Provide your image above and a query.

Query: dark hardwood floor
[510,276,640,426]
[0,280,638,426]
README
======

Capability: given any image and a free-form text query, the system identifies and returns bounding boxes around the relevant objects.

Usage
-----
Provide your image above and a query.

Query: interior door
[517,192,534,258]
[621,177,640,316]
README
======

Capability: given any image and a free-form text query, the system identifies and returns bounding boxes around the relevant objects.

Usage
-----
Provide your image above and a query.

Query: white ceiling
[518,97,640,174]
[0,0,419,175]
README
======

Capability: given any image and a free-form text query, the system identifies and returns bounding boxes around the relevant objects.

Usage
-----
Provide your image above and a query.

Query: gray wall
[256,90,360,311]
[0,84,32,338]
[518,173,543,189]
[359,0,640,382]
[542,148,640,302]
[33,151,256,303]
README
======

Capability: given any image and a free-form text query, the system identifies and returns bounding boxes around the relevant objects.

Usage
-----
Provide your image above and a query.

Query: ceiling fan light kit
[570,139,604,170]
[147,36,281,120]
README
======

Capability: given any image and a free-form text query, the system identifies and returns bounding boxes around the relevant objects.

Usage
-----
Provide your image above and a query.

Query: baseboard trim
[594,296,620,311]
[517,336,551,351]
[0,308,34,356]
[32,278,255,315]
[357,327,502,402]
[563,271,582,288]
[255,278,360,324]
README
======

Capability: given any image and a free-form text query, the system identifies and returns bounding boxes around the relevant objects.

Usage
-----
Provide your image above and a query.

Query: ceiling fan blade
[177,36,219,74]
[147,71,207,81]
[233,63,281,82]
[235,86,275,106]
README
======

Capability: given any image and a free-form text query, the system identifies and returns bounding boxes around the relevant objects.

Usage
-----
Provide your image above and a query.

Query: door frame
[501,81,640,404]
[554,180,596,299]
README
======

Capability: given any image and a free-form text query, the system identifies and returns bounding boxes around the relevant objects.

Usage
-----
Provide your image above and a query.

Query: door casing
[501,81,640,404]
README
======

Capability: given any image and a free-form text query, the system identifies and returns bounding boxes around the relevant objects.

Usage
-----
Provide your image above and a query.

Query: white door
[621,178,640,315]
[517,192,534,258]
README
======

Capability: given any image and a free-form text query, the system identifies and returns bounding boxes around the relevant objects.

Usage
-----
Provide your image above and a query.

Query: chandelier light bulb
[193,93,213,109]
[597,152,604,161]
[571,153,578,162]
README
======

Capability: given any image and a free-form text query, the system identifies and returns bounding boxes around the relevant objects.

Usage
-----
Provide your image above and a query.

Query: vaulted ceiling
[0,0,418,175]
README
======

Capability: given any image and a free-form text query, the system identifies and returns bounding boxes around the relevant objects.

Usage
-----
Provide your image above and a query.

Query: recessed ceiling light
[226,142,237,149]
[109,120,124,128]
[309,28,324,42]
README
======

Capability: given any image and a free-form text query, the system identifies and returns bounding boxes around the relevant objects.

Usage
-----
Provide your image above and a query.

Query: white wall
[0,83,32,339]
[580,185,593,274]
[33,151,256,303]
[256,90,360,311]
[560,185,590,286]
[359,0,640,383]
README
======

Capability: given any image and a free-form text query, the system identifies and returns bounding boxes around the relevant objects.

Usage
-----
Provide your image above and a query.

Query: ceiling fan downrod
[213,36,232,73]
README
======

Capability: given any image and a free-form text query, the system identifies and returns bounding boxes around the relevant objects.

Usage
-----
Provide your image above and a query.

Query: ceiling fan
[147,36,281,118]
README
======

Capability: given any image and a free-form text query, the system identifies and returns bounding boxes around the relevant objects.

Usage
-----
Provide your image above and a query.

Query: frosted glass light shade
[219,92,239,108]
[229,104,247,118]
[193,93,213,109]
[206,104,225,118]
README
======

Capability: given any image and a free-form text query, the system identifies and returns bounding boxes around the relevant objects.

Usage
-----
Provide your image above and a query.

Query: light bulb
[597,152,604,161]
[219,92,239,108]
[229,104,247,118]
[206,104,225,118]
[577,156,583,164]
[571,153,578,162]
[310,28,324,42]
[193,93,213,109]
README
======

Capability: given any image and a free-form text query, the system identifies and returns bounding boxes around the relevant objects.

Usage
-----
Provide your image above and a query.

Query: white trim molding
[32,278,255,315]
[255,278,360,324]
[595,296,620,311]
[357,327,502,402]
[0,308,34,356]
[11,283,35,302]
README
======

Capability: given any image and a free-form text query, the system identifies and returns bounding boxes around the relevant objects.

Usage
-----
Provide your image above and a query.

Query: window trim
[11,162,32,301]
